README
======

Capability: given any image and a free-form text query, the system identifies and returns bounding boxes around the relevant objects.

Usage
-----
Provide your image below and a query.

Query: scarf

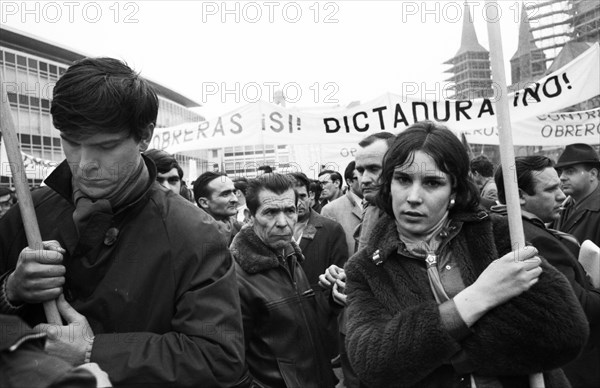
[69,157,150,298]
[398,212,451,303]
[398,213,504,388]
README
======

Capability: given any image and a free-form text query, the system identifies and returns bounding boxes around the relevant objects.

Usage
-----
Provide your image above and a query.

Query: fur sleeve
[463,260,588,375]
[461,218,590,375]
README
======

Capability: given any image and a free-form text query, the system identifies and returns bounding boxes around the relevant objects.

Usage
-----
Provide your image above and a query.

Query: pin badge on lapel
[372,249,383,266]
[104,227,119,246]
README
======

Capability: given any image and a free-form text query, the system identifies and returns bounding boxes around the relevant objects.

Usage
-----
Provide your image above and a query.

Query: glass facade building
[222,144,290,178]
[0,25,205,187]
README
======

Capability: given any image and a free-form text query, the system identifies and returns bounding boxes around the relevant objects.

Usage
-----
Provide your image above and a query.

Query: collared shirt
[293,219,309,244]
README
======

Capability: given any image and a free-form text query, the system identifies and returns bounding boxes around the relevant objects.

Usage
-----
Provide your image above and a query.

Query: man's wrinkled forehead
[258,189,296,208]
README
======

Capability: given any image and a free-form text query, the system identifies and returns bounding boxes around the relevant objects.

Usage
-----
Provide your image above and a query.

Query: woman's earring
[448,198,456,209]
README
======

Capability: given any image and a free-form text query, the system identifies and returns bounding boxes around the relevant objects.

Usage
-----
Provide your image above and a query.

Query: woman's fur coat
[345,210,589,388]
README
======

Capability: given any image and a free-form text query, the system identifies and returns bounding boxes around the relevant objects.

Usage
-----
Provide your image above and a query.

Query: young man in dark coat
[494,155,600,388]
[230,173,335,388]
[0,58,247,388]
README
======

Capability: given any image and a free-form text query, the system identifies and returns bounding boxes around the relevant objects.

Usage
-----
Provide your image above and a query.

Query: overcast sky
[2,0,526,117]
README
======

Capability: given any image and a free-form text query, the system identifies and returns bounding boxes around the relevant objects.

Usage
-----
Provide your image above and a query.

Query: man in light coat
[322,161,363,258]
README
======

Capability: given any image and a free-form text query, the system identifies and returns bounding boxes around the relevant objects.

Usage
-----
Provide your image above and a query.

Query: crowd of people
[1,57,599,388]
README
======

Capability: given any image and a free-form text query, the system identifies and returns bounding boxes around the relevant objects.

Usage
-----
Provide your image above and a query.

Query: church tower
[443,2,493,99]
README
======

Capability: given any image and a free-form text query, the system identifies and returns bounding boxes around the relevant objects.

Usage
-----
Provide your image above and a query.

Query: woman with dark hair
[344,121,588,388]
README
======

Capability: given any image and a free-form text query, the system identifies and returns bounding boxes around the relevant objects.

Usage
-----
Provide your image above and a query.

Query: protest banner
[464,107,600,146]
[151,43,599,153]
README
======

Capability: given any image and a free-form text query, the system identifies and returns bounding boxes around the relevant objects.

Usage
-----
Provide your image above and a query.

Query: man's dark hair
[286,172,311,193]
[233,177,249,196]
[494,155,554,204]
[358,132,395,148]
[51,57,158,141]
[144,149,183,178]
[378,121,479,217]
[470,155,495,178]
[193,171,228,203]
[344,161,356,182]
[309,180,322,203]
[246,173,297,216]
[318,170,343,189]
[179,182,195,203]
[258,165,273,174]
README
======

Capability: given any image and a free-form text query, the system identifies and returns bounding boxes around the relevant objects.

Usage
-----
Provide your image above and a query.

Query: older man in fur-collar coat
[230,174,335,388]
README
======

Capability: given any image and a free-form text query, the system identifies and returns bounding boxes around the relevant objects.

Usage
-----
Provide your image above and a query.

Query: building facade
[221,144,290,178]
[0,25,205,187]
[447,1,599,164]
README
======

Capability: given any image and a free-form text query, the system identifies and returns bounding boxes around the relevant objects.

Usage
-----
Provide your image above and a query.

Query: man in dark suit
[287,172,348,364]
[494,155,600,388]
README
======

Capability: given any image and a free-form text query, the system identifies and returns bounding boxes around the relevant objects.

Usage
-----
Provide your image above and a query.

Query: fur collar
[230,225,304,274]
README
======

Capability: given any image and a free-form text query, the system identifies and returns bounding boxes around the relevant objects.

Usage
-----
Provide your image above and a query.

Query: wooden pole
[484,2,544,387]
[1,80,61,324]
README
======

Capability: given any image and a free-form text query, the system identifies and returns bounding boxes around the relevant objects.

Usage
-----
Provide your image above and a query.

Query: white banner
[464,108,600,146]
[151,43,599,153]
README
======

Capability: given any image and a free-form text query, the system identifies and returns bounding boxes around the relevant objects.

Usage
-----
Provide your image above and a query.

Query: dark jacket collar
[491,204,548,229]
[231,225,304,274]
[302,209,324,240]
[575,183,600,211]
[44,155,158,209]
[364,208,489,264]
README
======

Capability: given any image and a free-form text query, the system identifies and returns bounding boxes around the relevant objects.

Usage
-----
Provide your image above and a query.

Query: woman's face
[391,150,453,236]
